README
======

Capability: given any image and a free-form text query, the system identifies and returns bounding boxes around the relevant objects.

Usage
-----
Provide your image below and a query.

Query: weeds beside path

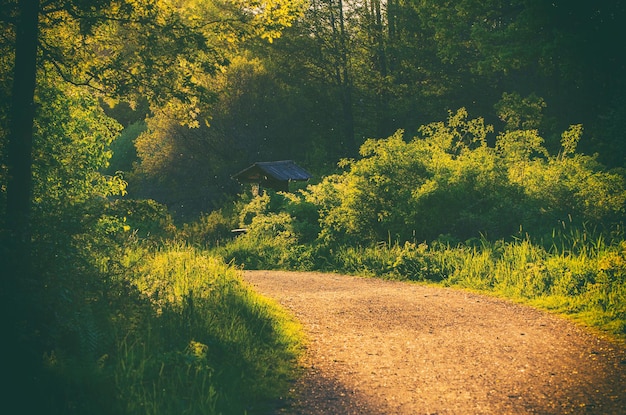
[243,270,626,415]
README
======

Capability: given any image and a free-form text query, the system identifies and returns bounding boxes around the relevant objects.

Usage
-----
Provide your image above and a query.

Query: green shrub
[180,209,237,248]
[302,109,625,245]
[105,198,176,240]
[219,235,284,270]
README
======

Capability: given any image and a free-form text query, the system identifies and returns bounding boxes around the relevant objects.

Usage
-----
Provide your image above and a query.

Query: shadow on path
[273,364,386,415]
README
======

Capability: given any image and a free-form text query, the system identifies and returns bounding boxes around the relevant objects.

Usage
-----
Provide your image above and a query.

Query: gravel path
[242,270,626,415]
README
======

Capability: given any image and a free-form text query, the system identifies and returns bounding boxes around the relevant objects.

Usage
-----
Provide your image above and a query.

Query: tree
[306,0,357,156]
[1,0,304,262]
[4,0,39,264]
[2,2,40,406]
[31,78,126,221]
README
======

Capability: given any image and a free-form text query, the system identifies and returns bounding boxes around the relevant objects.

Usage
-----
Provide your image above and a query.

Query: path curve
[243,270,626,415]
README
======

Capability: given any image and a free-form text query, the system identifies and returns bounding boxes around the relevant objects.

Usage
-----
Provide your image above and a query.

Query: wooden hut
[232,160,312,193]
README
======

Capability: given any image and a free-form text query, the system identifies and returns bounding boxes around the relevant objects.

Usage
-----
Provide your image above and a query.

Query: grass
[221,231,626,341]
[442,238,624,339]
[115,242,305,414]
[37,241,305,414]
[27,218,623,413]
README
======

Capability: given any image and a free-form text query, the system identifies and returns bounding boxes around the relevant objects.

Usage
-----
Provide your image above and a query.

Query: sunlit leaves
[305,109,625,244]
[32,79,125,216]
[230,0,306,42]
[560,124,583,157]
[494,122,535,160]
[34,0,304,116]
[420,108,493,153]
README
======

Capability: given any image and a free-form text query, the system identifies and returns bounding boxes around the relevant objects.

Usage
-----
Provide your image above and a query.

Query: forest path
[242,270,626,415]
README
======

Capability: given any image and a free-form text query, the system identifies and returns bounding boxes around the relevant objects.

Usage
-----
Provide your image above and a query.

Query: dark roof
[232,160,312,183]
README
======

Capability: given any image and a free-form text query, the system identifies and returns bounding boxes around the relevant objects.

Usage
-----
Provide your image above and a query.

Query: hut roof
[232,160,312,183]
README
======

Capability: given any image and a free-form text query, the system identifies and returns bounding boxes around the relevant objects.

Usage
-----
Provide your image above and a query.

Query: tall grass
[38,240,304,414]
[115,242,304,414]
[217,231,319,271]
[222,231,626,340]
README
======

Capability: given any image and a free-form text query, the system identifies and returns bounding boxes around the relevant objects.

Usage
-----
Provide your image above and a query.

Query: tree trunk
[334,0,357,156]
[5,0,39,269]
[2,1,40,410]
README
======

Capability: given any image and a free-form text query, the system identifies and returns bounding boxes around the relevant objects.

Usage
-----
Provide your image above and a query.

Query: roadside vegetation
[1,80,303,414]
[116,242,303,415]
[21,218,304,414]
[202,109,626,340]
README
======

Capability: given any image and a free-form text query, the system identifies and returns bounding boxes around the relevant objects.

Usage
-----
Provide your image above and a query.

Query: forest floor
[242,270,626,415]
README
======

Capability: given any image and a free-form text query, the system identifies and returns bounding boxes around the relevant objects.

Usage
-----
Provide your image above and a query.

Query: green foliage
[25,79,135,278]
[130,102,243,218]
[31,80,126,218]
[219,234,320,271]
[104,198,176,240]
[237,190,318,244]
[304,109,530,243]
[329,242,440,281]
[104,120,145,176]
[180,208,238,248]
[518,128,626,228]
[59,0,626,219]
[213,191,320,270]
[495,92,547,131]
[26,0,305,111]
[299,109,626,245]
[36,238,304,414]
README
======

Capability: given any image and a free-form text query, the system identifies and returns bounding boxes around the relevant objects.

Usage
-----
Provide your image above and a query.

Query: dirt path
[242,270,626,415]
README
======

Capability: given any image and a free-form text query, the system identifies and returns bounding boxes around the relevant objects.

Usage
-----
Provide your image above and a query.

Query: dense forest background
[101,0,626,219]
[3,1,625,221]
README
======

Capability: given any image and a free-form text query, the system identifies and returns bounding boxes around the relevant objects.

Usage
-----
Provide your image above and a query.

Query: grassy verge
[116,242,305,414]
[427,238,626,340]
[37,240,304,414]
[219,234,626,341]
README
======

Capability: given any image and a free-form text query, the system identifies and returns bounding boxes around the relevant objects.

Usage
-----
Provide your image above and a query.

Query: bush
[105,198,176,240]
[180,209,238,248]
[303,109,625,245]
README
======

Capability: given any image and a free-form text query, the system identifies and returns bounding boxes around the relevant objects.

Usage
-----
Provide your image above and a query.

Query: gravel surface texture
[243,270,626,415]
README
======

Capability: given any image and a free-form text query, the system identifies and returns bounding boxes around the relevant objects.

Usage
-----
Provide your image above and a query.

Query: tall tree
[1,0,304,261]
[287,0,357,156]
[2,2,40,406]
[310,0,357,155]
[5,0,39,268]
